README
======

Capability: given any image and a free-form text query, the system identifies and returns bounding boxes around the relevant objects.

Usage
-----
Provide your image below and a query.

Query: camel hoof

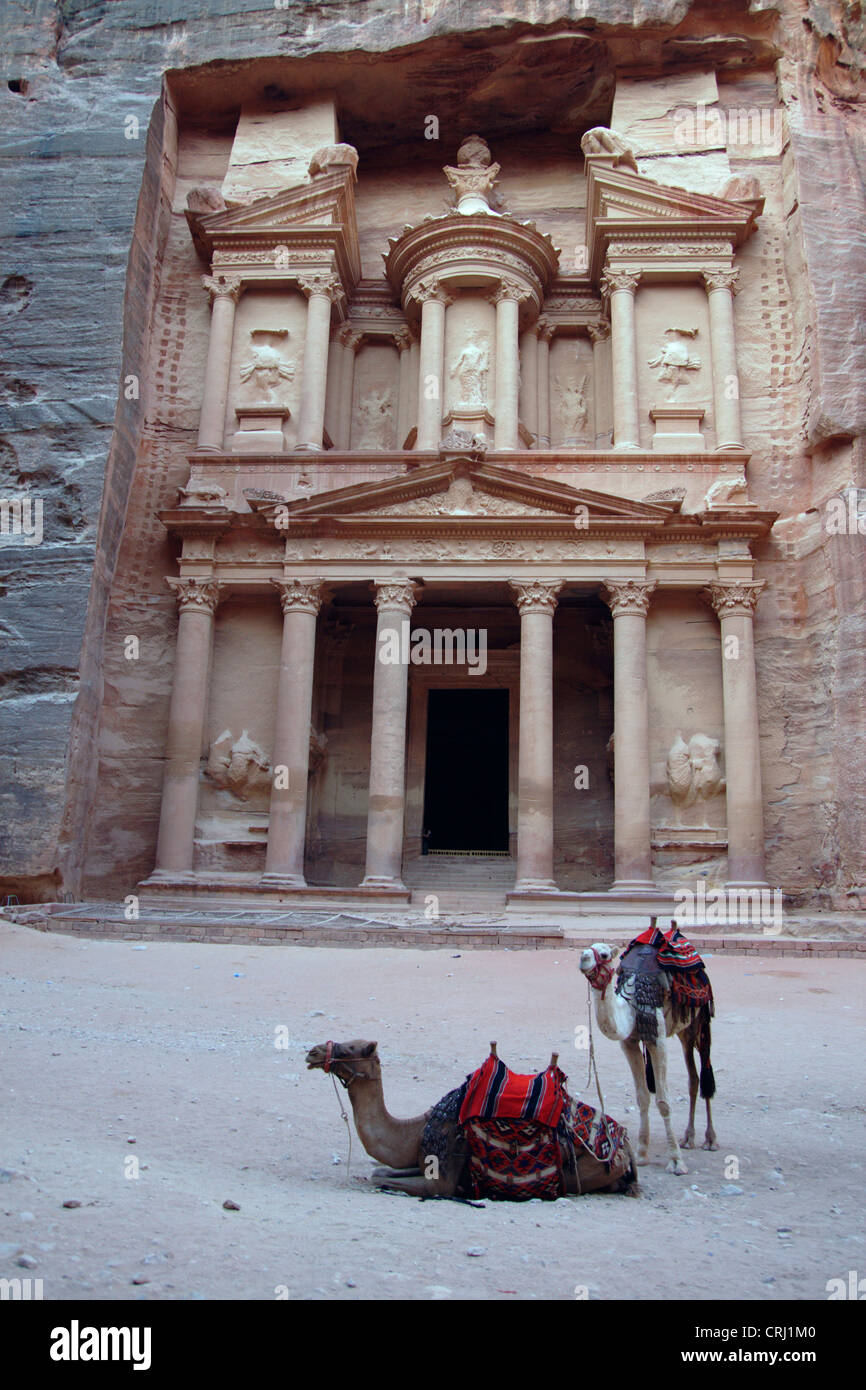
[681,1136,695,1149]
[666,1158,688,1176]
[701,1139,719,1152]
[636,1154,649,1166]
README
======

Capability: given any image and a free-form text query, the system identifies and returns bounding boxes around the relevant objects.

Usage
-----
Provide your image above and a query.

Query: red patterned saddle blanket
[458,1054,566,1128]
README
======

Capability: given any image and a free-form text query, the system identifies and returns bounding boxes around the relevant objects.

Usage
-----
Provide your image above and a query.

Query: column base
[360,874,408,892]
[611,879,662,894]
[294,442,324,453]
[612,442,642,452]
[511,877,559,894]
[143,869,197,884]
[714,441,747,452]
[724,879,771,891]
[259,872,307,889]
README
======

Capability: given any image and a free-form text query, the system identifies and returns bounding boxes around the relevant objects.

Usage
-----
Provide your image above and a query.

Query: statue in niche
[554,370,590,441]
[666,733,725,812]
[239,329,294,405]
[356,387,394,448]
[443,135,501,214]
[647,327,701,400]
[205,729,271,802]
[450,336,490,407]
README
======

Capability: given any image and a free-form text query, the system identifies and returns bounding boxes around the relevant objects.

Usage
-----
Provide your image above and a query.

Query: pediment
[262,461,686,530]
[585,161,760,278]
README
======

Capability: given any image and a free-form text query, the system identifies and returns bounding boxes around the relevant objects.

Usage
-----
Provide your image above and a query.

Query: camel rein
[324,1041,354,1182]
[582,964,617,1167]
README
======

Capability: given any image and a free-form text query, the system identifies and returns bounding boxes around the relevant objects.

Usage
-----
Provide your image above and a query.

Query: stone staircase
[403,853,515,911]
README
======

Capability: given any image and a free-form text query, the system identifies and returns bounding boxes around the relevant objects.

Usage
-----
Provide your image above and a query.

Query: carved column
[511,579,563,892]
[394,327,414,450]
[587,319,612,446]
[705,581,768,886]
[324,335,344,449]
[336,325,362,450]
[601,268,641,451]
[601,579,656,890]
[296,273,343,451]
[493,280,522,451]
[261,579,325,888]
[153,578,223,877]
[519,324,539,445]
[362,580,418,888]
[535,318,554,449]
[415,280,452,450]
[703,270,745,451]
[197,275,242,452]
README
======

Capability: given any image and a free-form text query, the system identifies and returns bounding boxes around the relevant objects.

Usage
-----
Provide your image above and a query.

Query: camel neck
[345,1074,427,1169]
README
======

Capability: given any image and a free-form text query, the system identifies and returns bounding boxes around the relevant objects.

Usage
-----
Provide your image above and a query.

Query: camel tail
[643,1046,656,1094]
[698,1014,716,1100]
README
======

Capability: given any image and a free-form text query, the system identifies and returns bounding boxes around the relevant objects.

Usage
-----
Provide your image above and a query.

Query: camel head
[579,942,619,993]
[305,1038,380,1087]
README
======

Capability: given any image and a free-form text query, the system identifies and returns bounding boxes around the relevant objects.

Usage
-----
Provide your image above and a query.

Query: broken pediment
[584,150,762,281]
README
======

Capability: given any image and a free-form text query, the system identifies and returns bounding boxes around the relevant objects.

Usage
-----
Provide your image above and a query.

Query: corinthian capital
[167,576,223,614]
[298,272,344,305]
[372,579,419,615]
[601,267,641,298]
[272,578,325,616]
[510,579,563,616]
[535,316,556,343]
[601,579,656,618]
[491,278,525,305]
[702,268,740,296]
[704,580,764,618]
[414,278,455,308]
[587,319,611,346]
[202,274,243,305]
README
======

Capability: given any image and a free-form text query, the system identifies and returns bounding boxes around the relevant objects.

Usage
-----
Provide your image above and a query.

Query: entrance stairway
[403,853,515,912]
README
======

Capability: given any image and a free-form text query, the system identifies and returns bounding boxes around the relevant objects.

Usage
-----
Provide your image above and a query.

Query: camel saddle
[617,924,713,1042]
[421,1051,629,1201]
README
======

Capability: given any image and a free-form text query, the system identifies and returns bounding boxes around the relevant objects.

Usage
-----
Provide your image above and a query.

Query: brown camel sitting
[305,1038,637,1199]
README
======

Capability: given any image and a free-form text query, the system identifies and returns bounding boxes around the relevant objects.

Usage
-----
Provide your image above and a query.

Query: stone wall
[1,0,864,907]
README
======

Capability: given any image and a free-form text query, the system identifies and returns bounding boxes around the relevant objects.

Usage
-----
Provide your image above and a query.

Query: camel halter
[584,948,615,998]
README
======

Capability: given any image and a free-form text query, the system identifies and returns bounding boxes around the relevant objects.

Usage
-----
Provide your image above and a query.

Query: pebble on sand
[223,1200,241,1211]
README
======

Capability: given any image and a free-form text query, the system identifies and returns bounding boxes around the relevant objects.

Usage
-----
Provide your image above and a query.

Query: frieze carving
[272,578,325,616]
[704,580,765,618]
[666,732,725,809]
[440,426,487,456]
[601,579,656,618]
[607,242,731,259]
[167,577,223,614]
[177,480,228,506]
[510,579,564,616]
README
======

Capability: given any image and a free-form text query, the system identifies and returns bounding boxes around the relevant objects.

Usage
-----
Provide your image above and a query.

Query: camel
[579,938,717,1175]
[305,1039,637,1199]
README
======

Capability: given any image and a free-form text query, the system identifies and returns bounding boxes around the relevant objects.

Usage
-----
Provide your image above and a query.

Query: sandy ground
[1,918,864,1302]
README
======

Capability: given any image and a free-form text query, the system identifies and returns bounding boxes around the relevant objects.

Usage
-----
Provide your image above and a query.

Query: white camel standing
[579,940,717,1175]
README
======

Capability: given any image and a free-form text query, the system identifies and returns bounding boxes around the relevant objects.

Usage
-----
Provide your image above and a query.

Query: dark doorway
[422,689,509,852]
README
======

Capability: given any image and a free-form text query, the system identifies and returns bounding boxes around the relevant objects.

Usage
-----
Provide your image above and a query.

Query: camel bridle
[584,948,615,998]
[322,1040,374,1090]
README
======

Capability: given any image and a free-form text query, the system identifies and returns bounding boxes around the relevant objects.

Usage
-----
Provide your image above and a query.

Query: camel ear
[362,1041,377,1056]
[610,946,620,961]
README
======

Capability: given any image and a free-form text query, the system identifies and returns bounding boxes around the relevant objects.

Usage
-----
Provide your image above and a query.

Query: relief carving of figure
[205,729,271,801]
[554,371,590,441]
[647,328,701,400]
[666,732,725,810]
[450,336,490,407]
[239,330,294,405]
[356,387,394,448]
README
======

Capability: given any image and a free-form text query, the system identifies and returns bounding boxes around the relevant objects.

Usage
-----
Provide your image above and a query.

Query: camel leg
[702,1097,718,1151]
[370,1165,421,1179]
[376,1172,458,1199]
[679,1029,699,1149]
[621,1039,651,1165]
[646,1039,687,1175]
